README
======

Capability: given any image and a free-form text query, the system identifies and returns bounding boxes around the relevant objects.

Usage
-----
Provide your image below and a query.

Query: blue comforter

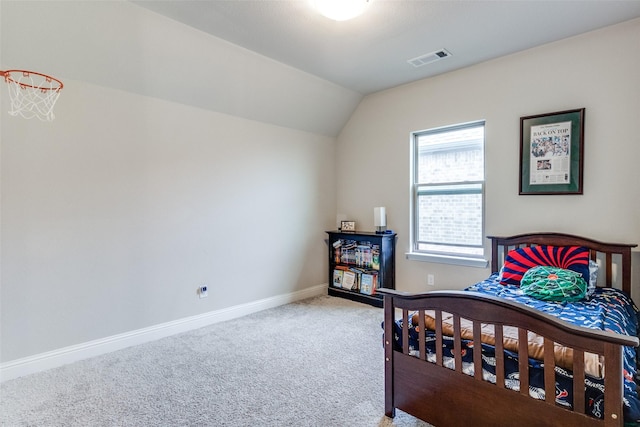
[393,274,640,423]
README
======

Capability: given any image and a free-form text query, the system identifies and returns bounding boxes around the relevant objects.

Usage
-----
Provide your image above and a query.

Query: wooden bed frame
[379,233,638,427]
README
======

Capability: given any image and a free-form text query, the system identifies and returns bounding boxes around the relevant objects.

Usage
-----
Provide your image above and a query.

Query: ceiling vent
[407,49,451,68]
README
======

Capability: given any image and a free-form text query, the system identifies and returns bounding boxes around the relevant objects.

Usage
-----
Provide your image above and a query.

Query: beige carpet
[1,295,432,426]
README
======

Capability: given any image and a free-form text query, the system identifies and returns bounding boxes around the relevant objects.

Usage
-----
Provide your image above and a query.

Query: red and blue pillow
[499,245,590,286]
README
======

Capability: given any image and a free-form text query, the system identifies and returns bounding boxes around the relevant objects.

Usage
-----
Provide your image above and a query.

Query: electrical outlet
[199,285,208,298]
[427,274,435,286]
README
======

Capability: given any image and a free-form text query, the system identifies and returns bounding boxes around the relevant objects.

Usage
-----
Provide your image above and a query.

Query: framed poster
[519,108,585,195]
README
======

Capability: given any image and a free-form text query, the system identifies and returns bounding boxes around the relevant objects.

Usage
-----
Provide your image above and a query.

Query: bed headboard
[487,233,637,295]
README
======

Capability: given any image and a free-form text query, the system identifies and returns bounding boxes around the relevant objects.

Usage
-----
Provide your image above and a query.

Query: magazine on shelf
[332,269,344,288]
[342,270,356,291]
[360,273,375,295]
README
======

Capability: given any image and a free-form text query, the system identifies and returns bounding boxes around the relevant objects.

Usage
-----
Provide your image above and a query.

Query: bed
[379,233,640,427]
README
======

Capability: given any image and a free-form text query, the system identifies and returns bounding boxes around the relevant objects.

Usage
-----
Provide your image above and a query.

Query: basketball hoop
[1,69,64,121]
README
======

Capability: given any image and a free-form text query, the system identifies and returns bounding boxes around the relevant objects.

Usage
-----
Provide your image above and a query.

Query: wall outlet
[199,285,208,298]
[427,274,435,286]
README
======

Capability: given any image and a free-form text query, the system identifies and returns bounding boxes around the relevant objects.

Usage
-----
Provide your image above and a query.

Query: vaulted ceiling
[133,1,640,94]
[3,1,640,136]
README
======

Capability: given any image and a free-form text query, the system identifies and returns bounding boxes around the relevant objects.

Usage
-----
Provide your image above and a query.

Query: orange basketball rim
[1,69,64,121]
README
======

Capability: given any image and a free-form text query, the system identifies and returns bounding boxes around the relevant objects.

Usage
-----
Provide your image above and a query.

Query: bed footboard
[380,289,639,427]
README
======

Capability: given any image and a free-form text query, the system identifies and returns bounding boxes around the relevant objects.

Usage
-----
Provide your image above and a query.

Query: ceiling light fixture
[312,0,371,21]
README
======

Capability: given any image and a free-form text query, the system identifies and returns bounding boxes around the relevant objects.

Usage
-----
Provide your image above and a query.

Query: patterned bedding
[392,274,640,423]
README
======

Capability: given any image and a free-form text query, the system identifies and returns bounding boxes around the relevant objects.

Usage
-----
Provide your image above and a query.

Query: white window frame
[407,121,488,268]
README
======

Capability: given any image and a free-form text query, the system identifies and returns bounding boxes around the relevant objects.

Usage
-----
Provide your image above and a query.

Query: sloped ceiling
[133,0,640,94]
[3,1,640,137]
[1,1,362,137]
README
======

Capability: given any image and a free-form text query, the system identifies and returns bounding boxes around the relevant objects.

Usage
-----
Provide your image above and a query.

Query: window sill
[405,252,489,268]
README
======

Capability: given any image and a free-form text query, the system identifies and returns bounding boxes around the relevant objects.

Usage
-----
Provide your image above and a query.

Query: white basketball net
[2,70,63,121]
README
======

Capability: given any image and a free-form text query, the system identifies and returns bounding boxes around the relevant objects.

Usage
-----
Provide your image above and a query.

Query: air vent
[407,49,451,68]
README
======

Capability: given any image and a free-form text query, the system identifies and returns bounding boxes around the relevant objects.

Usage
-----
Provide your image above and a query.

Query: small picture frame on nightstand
[340,220,356,231]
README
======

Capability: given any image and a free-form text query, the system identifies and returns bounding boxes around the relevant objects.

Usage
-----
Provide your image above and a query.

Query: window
[409,121,486,265]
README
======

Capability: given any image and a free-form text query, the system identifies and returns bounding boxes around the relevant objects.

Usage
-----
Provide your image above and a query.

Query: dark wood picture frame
[519,108,585,195]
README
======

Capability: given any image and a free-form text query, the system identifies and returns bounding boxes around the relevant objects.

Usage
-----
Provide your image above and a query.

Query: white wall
[336,18,640,296]
[0,0,347,368]
[0,79,335,363]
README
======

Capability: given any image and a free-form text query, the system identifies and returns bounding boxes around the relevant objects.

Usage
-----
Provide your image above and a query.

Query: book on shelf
[332,239,342,263]
[340,240,355,265]
[371,244,380,270]
[351,267,365,292]
[338,240,383,269]
[360,273,376,295]
[332,269,344,288]
[342,270,356,291]
[355,244,372,268]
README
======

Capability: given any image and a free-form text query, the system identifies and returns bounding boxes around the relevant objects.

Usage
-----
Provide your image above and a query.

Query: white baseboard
[1,284,328,382]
